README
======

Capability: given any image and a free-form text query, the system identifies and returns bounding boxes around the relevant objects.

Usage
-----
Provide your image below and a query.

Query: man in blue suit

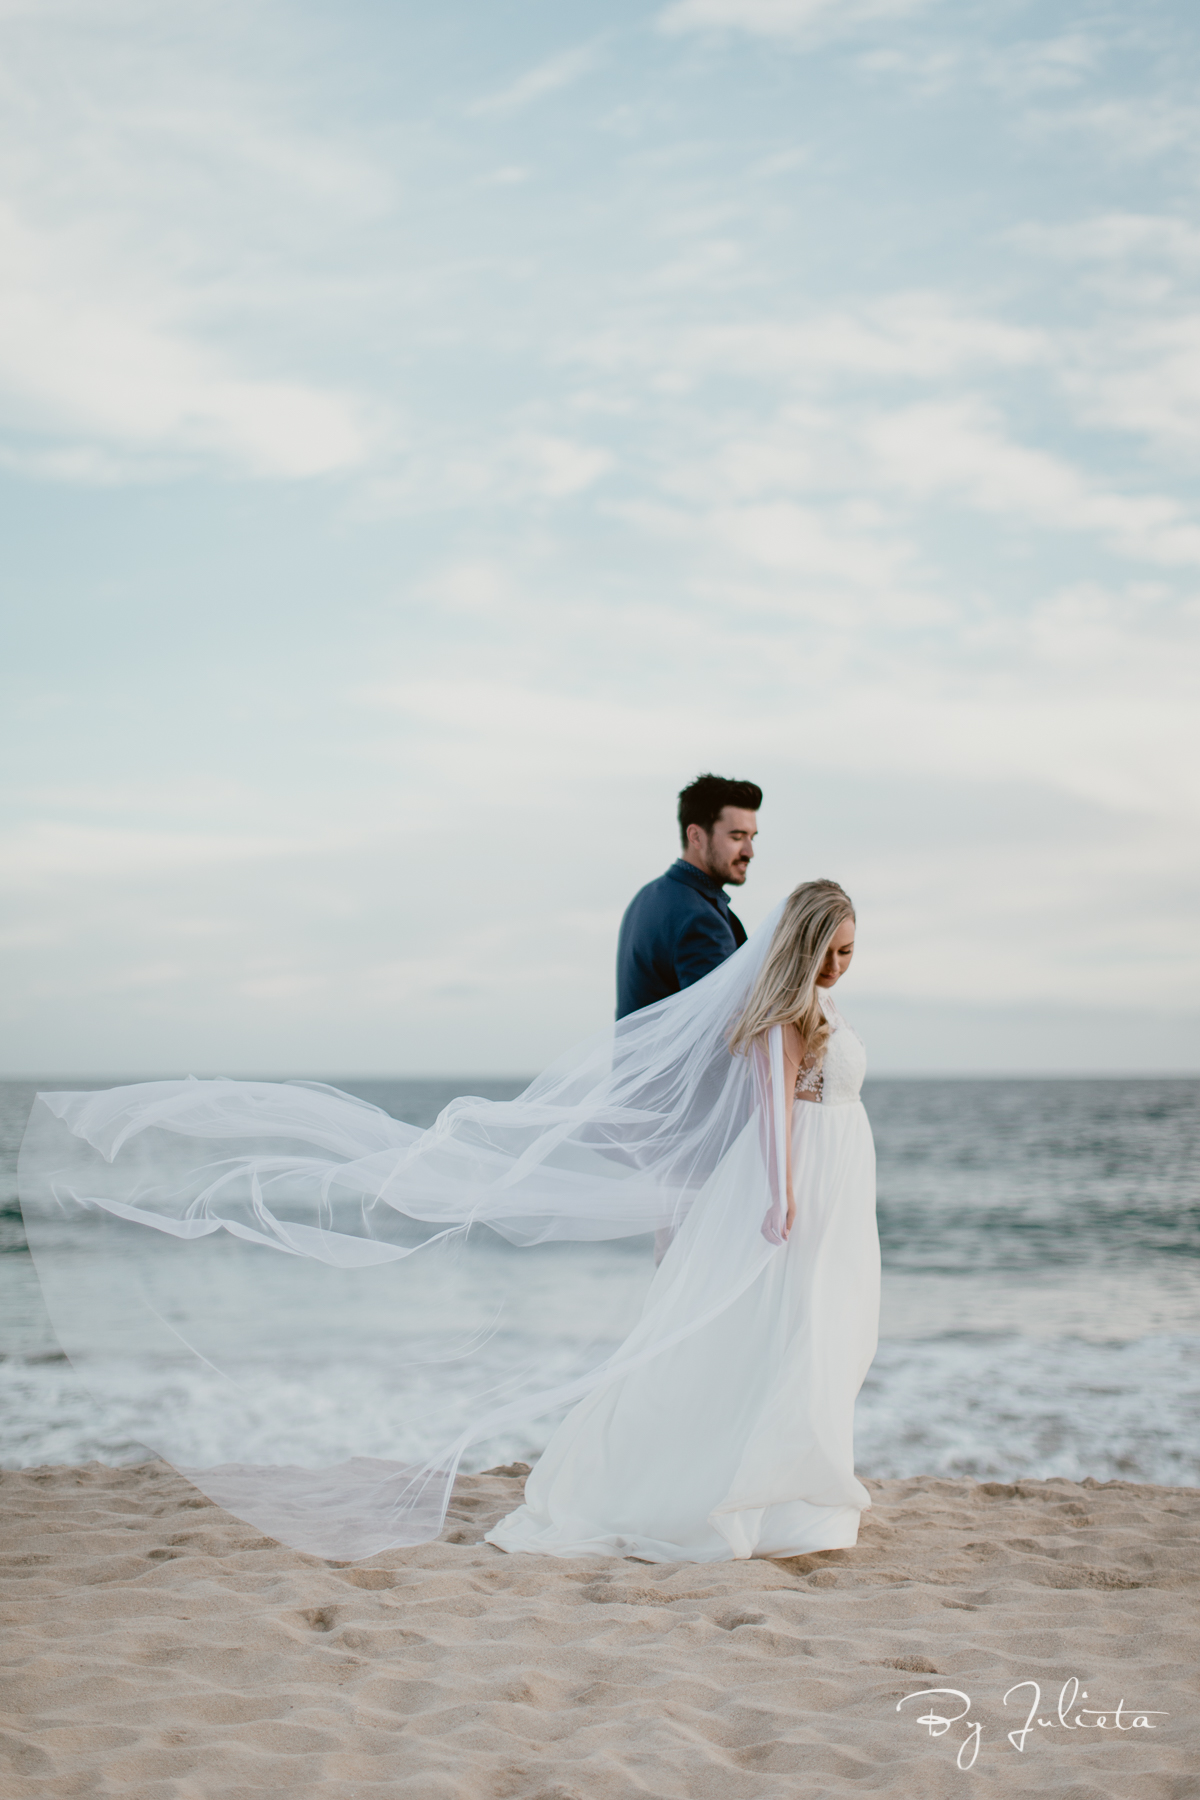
[616,773,762,1019]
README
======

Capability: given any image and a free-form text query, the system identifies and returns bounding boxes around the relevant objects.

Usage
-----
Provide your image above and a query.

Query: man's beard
[703,846,749,886]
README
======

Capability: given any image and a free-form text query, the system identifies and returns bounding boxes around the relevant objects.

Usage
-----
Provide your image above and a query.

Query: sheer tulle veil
[18,901,795,1559]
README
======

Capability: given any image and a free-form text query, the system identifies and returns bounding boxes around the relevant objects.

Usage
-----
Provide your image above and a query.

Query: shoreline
[2,1462,1197,1796]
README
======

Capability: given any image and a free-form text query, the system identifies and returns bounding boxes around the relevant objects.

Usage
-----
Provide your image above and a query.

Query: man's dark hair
[678,773,763,849]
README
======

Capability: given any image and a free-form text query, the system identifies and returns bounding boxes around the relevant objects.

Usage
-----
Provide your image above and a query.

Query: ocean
[2,1075,1198,1488]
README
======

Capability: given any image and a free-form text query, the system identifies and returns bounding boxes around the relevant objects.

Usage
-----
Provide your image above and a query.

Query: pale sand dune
[1,1463,1196,1798]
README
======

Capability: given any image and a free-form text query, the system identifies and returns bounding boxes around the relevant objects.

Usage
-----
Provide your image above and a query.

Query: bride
[488,879,877,1561]
[19,880,878,1564]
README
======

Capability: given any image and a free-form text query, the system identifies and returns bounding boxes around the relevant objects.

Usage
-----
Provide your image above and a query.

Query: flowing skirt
[487,1098,879,1562]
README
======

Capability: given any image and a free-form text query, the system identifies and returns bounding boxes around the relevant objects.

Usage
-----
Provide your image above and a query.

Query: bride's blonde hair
[728,879,855,1059]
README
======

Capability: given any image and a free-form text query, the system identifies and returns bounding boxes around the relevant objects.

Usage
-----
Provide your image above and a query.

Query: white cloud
[1067,316,1200,458]
[352,564,1200,819]
[1016,212,1200,272]
[0,4,391,480]
[993,213,1200,462]
[470,44,600,115]
[837,826,1200,1007]
[579,293,1043,388]
[1036,95,1199,164]
[239,970,330,1002]
[659,0,928,41]
[703,500,913,587]
[665,417,825,501]
[353,678,701,779]
[981,31,1100,98]
[863,400,1200,566]
[360,430,611,514]
[0,823,353,886]
[0,203,373,480]
[425,561,512,615]
[520,434,612,497]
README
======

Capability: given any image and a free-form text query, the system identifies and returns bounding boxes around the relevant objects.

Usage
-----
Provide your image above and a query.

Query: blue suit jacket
[616,859,747,1019]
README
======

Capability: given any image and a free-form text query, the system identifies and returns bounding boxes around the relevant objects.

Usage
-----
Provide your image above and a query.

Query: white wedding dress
[487,998,879,1561]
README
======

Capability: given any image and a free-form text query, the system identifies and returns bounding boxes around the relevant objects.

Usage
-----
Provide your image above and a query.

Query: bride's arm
[780,1022,803,1234]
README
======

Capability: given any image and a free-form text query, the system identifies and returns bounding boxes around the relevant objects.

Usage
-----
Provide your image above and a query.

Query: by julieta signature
[896,1677,1169,1771]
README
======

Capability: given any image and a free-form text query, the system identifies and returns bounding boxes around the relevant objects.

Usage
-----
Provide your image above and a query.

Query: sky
[3,0,1199,1077]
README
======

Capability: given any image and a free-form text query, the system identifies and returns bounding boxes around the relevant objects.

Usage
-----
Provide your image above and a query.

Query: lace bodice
[795,997,866,1109]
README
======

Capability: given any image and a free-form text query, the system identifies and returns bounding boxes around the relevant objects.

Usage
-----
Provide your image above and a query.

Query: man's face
[688,806,758,885]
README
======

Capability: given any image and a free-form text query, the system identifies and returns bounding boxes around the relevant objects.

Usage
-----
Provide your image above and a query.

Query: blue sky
[3,0,1199,1075]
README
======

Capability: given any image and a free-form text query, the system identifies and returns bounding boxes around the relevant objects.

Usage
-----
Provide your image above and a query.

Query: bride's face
[814,917,856,988]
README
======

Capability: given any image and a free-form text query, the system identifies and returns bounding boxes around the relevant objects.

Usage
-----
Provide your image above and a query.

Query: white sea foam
[856,1332,1200,1488]
[4,1330,1198,1488]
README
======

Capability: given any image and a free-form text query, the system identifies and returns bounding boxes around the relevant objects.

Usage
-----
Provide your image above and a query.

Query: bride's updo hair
[728,880,855,1060]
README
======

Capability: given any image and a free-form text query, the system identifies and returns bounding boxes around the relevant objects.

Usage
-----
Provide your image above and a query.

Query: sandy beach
[1,1462,1196,1799]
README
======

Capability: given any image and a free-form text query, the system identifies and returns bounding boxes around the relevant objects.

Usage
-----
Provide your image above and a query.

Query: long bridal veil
[18,904,792,1560]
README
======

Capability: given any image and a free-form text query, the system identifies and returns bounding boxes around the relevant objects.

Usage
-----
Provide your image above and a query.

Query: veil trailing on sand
[19,903,792,1560]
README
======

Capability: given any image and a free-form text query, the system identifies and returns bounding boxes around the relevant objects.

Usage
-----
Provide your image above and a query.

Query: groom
[616,772,762,1019]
